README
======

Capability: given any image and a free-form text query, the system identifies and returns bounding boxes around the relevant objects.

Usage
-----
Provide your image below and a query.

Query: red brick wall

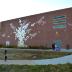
[0,7,72,48]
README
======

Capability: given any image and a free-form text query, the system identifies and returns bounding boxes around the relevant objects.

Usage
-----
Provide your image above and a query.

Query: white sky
[0,0,72,22]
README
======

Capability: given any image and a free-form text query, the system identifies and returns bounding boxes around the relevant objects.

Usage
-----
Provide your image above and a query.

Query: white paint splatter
[31,23,35,27]
[2,34,5,37]
[37,16,46,25]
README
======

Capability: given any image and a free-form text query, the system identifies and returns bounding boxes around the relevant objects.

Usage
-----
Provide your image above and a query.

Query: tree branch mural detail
[10,16,46,47]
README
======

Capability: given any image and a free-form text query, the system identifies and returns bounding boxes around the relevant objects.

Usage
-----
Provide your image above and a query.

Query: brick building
[0,7,72,48]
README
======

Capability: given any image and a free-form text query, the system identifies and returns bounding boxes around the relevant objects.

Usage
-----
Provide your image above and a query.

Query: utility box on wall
[0,7,72,48]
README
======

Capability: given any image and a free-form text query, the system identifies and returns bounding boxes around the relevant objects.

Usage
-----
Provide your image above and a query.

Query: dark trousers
[5,55,7,61]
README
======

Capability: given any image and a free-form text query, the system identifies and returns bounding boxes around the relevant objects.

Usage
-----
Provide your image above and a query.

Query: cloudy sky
[0,0,72,22]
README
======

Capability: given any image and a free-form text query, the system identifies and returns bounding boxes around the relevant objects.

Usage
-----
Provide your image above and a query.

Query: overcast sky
[0,0,72,22]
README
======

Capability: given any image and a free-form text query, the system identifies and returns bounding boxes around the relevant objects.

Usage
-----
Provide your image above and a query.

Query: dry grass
[0,49,72,60]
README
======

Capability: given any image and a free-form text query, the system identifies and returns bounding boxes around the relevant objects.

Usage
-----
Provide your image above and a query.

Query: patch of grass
[0,49,72,60]
[0,64,72,72]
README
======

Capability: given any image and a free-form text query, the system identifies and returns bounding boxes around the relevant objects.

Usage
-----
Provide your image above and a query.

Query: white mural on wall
[10,16,46,47]
[10,19,30,47]
[6,41,10,46]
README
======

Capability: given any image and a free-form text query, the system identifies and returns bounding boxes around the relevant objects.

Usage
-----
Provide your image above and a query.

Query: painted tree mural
[10,16,46,47]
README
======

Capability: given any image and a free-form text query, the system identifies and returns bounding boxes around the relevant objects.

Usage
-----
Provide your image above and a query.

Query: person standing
[4,49,7,62]
[5,55,7,62]
[52,43,55,50]
[5,50,7,55]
